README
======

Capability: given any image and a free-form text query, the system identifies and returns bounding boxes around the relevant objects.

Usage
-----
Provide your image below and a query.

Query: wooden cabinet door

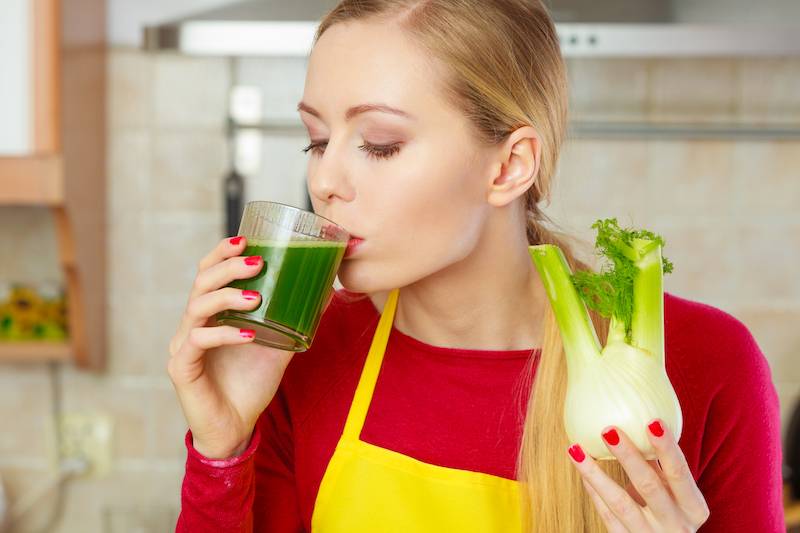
[0,0,59,157]
[0,0,33,155]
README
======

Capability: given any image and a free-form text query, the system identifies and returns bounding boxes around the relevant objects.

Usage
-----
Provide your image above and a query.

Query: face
[300,20,537,293]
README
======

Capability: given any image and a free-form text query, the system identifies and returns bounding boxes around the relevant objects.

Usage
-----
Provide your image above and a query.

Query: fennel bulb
[529,219,683,461]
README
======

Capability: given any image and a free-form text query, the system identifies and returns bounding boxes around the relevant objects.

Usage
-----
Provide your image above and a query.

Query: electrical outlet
[46,412,113,479]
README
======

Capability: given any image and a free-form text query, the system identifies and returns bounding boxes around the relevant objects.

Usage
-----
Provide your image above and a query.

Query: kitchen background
[1,0,799,531]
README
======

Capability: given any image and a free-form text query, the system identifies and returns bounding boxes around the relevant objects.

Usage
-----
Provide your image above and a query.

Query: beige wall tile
[150,131,227,212]
[49,469,183,533]
[732,140,800,216]
[645,140,737,218]
[144,212,223,301]
[109,299,185,379]
[108,129,151,215]
[150,300,186,366]
[549,139,650,224]
[657,224,739,307]
[0,467,64,532]
[567,58,649,121]
[1,465,184,532]
[248,136,311,206]
[734,223,800,303]
[0,375,50,459]
[60,371,152,461]
[648,59,738,123]
[153,53,230,130]
[107,49,153,129]
[0,208,62,284]
[108,213,153,306]
[738,58,800,124]
[731,308,800,383]
[236,57,308,120]
[151,388,190,461]
[107,300,167,378]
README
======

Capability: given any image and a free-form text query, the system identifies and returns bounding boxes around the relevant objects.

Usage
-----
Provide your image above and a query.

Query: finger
[198,236,248,273]
[170,325,256,381]
[601,426,686,528]
[625,460,671,506]
[192,254,264,297]
[582,478,628,533]
[184,287,262,330]
[567,443,650,531]
[646,419,711,525]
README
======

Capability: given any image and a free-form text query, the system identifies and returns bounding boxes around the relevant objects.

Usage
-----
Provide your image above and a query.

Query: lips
[344,237,365,258]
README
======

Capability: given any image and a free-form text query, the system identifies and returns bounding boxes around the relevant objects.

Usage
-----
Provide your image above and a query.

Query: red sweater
[176,289,785,532]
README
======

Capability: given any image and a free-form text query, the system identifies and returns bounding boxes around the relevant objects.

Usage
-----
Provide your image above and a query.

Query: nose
[307,142,354,204]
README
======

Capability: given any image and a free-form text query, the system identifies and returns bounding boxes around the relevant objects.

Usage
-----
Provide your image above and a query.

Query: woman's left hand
[567,419,710,532]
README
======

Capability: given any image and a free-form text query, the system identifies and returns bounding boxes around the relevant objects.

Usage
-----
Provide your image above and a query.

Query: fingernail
[648,420,664,437]
[242,290,260,301]
[602,428,620,446]
[244,256,261,266]
[239,329,255,339]
[568,444,585,463]
[229,236,243,245]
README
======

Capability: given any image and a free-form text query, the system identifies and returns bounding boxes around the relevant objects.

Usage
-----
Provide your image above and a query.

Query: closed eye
[301,141,402,160]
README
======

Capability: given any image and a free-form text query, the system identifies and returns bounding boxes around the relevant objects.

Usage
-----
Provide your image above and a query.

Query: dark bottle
[224,167,245,237]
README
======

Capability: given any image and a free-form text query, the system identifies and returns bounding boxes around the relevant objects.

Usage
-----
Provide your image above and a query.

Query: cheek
[399,148,485,248]
[337,147,486,292]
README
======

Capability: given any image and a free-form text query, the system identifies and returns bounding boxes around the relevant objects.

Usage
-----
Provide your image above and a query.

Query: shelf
[0,155,64,205]
[229,117,800,141]
[0,341,71,362]
[0,0,105,370]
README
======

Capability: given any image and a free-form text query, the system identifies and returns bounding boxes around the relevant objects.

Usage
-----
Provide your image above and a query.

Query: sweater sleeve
[176,427,260,533]
[695,316,785,532]
[175,387,302,533]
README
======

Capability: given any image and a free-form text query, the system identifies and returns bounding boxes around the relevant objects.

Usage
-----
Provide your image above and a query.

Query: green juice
[216,239,346,351]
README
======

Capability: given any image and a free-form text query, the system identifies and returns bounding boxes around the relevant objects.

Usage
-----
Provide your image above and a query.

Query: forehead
[303,20,450,119]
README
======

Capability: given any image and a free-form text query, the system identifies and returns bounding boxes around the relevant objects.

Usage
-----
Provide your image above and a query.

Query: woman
[169,1,785,531]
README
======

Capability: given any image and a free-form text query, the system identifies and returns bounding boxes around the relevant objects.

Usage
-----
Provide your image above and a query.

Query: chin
[337,260,402,294]
[337,266,380,294]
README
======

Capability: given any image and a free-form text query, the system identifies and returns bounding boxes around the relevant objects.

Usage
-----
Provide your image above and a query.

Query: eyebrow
[297,101,415,121]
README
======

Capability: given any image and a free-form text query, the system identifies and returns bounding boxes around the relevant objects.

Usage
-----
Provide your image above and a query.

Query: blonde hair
[314,1,629,530]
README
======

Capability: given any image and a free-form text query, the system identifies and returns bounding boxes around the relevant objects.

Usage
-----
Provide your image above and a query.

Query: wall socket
[46,412,113,479]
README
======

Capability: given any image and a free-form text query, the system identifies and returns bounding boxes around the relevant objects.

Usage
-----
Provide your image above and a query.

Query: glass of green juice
[215,201,349,352]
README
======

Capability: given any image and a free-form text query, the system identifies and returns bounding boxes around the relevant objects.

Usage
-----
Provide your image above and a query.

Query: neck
[385,210,547,352]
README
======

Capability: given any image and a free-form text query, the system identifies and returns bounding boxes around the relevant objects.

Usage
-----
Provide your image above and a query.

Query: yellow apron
[311,287,526,532]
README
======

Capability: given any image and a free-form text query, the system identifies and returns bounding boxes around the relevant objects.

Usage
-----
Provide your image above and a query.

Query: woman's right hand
[167,236,296,460]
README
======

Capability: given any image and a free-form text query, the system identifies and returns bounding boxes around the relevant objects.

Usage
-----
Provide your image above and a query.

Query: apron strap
[341,287,400,442]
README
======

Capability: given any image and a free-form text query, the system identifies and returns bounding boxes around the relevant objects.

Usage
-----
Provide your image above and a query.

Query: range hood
[143,0,800,57]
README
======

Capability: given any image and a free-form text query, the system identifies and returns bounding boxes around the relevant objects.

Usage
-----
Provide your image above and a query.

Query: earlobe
[486,126,541,207]
[488,174,532,208]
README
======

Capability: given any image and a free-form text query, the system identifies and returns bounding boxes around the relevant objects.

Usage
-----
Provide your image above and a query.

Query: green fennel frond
[571,218,673,343]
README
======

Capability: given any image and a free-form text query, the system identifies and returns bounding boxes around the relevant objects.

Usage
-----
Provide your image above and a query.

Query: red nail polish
[242,290,260,300]
[602,428,620,446]
[244,256,261,266]
[568,444,585,463]
[239,329,256,339]
[648,420,664,437]
[229,236,243,245]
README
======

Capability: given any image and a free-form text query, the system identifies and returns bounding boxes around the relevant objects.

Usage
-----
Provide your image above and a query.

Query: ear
[486,126,542,208]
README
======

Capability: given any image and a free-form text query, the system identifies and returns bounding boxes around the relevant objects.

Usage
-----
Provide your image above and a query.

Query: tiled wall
[0,49,798,531]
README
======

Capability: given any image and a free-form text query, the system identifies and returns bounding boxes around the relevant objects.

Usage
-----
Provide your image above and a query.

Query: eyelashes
[301,140,402,161]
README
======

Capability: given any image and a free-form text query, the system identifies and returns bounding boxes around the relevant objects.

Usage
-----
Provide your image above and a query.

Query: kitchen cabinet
[0,0,59,157]
[0,0,106,370]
